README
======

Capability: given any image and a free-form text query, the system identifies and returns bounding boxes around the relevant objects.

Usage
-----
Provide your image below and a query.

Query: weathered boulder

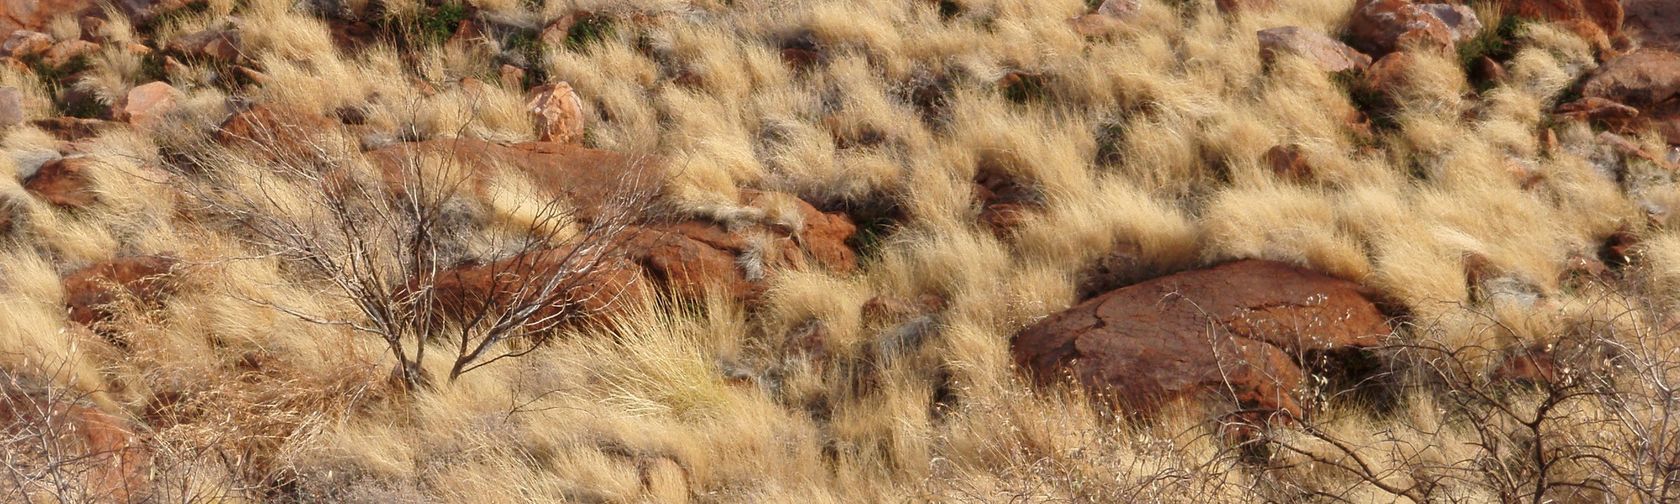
[22,155,97,208]
[1257,26,1372,72]
[62,255,179,329]
[1012,260,1391,421]
[526,81,585,144]
[1346,0,1456,57]
[0,380,148,502]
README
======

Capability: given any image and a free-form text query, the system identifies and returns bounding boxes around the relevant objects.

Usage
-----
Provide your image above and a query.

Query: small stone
[120,81,180,128]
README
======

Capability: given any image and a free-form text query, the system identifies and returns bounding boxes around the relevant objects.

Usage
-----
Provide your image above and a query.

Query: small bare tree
[179,101,654,390]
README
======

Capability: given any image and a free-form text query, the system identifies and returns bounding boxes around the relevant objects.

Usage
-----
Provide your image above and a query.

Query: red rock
[0,381,148,502]
[499,64,525,90]
[1496,0,1623,42]
[1257,26,1372,72]
[1417,4,1483,43]
[119,81,179,128]
[166,27,241,62]
[1012,260,1391,421]
[1582,49,1680,107]
[416,246,647,333]
[1265,144,1313,181]
[526,82,585,144]
[0,0,100,35]
[972,168,1042,235]
[214,104,339,162]
[62,254,179,329]
[1362,50,1418,97]
[0,29,51,57]
[1346,0,1456,57]
[1557,96,1641,122]
[22,155,96,208]
[364,139,857,303]
[40,39,98,67]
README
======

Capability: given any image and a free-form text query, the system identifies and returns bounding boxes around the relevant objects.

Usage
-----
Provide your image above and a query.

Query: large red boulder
[62,255,180,330]
[1012,260,1391,422]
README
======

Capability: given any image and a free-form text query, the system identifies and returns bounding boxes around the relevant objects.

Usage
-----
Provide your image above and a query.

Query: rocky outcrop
[62,255,180,330]
[1625,0,1678,51]
[1012,260,1391,422]
[1257,26,1372,72]
[417,245,648,333]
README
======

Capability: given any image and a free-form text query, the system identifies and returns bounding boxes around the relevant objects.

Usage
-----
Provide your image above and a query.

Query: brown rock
[62,254,179,329]
[0,0,100,35]
[526,82,585,144]
[214,104,339,162]
[1582,49,1680,107]
[119,81,178,128]
[1473,55,1508,84]
[0,29,51,57]
[1417,3,1483,43]
[1362,50,1419,97]
[1012,260,1390,421]
[40,39,98,67]
[0,380,148,502]
[1258,26,1372,72]
[166,27,241,62]
[1496,0,1623,41]
[1217,0,1274,14]
[22,155,97,208]
[416,246,647,334]
[499,64,525,90]
[1265,144,1313,181]
[972,168,1043,235]
[1346,0,1456,57]
[1625,0,1679,51]
[30,116,114,140]
[0,85,22,129]
[1557,96,1641,122]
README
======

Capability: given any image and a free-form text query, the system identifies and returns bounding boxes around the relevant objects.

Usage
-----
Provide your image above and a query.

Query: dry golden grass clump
[1,0,1678,501]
